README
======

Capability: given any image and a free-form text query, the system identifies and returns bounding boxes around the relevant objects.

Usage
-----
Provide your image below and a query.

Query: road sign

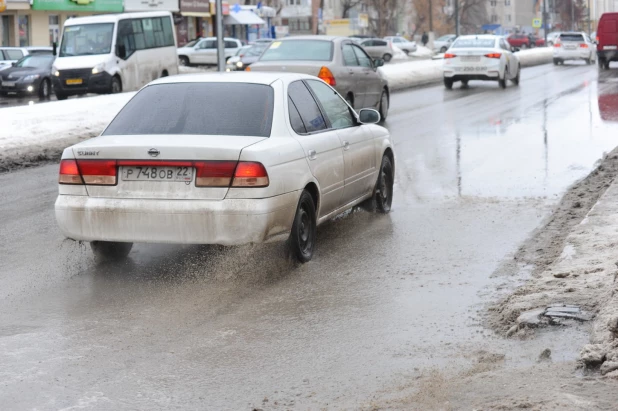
[231,3,241,13]
[532,18,542,28]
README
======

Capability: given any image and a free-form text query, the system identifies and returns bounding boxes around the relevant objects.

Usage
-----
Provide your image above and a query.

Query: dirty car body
[54,72,394,262]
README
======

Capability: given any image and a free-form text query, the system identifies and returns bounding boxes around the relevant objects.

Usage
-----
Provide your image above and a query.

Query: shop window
[18,15,30,47]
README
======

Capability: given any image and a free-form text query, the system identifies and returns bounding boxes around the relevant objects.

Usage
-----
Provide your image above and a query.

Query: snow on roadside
[380,59,443,91]
[409,45,434,58]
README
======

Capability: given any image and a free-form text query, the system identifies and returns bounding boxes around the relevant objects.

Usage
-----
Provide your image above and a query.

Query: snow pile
[409,45,434,58]
[391,45,408,61]
[179,65,214,74]
[516,47,553,67]
[380,59,443,90]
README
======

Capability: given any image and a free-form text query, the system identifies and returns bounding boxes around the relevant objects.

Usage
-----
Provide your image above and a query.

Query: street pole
[455,0,459,36]
[429,0,433,32]
[571,0,575,31]
[588,0,592,34]
[216,0,225,72]
[543,0,547,45]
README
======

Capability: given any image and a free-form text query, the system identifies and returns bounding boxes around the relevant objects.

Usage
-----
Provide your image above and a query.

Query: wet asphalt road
[2,63,618,409]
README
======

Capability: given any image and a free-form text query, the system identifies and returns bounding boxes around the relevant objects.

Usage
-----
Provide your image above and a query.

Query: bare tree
[366,0,401,37]
[341,0,364,18]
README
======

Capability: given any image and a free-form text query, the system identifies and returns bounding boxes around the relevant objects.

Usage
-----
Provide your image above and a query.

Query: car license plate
[2,81,15,87]
[66,78,83,85]
[604,45,618,50]
[456,66,487,72]
[461,56,481,62]
[121,166,193,182]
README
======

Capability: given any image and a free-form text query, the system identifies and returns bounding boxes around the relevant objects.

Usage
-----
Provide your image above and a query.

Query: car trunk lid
[249,61,322,76]
[71,134,266,200]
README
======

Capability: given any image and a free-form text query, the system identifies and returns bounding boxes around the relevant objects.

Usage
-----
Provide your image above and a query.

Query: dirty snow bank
[487,149,618,376]
[517,47,553,68]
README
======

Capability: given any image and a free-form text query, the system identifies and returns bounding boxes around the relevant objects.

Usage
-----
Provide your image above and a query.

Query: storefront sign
[0,0,6,13]
[124,0,178,12]
[180,0,209,13]
[209,1,229,15]
[32,0,123,12]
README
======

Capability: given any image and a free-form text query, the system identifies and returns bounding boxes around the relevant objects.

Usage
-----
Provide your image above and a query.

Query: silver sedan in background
[248,35,390,120]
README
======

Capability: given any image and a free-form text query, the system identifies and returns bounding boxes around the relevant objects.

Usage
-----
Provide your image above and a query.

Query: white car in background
[177,37,242,66]
[383,36,417,54]
[55,73,395,263]
[0,46,53,71]
[552,32,596,65]
[443,35,520,89]
[433,34,457,53]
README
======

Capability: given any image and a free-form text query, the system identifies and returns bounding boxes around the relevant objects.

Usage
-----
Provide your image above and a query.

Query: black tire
[378,89,388,121]
[375,155,394,213]
[511,65,520,86]
[90,241,133,261]
[605,61,611,70]
[440,46,447,53]
[383,53,392,62]
[461,79,469,87]
[444,77,454,90]
[553,58,559,65]
[55,92,68,100]
[499,72,507,89]
[111,76,122,94]
[38,78,50,99]
[288,190,317,263]
[402,49,409,55]
[179,56,190,66]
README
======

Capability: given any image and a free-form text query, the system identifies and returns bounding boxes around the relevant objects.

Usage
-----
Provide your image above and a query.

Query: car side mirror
[11,62,16,67]
[116,44,126,59]
[373,58,384,68]
[359,108,381,124]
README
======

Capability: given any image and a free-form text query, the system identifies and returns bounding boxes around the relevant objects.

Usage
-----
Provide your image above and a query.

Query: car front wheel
[38,79,50,99]
[288,190,317,263]
[90,241,133,261]
[383,53,392,62]
[375,155,394,213]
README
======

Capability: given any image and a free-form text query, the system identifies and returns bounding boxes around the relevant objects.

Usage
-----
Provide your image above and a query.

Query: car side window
[288,81,327,133]
[6,50,23,60]
[224,40,238,48]
[375,40,387,47]
[352,45,372,68]
[200,40,215,49]
[343,43,359,66]
[288,96,307,134]
[306,80,356,130]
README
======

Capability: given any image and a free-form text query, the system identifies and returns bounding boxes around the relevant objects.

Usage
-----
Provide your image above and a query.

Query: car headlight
[92,63,105,75]
[52,66,60,77]
[236,61,243,68]
[23,74,40,82]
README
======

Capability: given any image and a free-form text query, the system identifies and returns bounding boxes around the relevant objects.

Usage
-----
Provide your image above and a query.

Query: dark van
[597,12,618,69]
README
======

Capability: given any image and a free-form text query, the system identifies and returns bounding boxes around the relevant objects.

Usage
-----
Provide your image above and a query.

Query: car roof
[456,34,499,40]
[276,35,340,42]
[150,72,316,87]
[64,11,172,25]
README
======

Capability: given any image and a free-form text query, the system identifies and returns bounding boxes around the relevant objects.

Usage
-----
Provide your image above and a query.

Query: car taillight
[596,36,600,43]
[553,43,561,48]
[77,160,117,185]
[59,159,83,185]
[318,66,336,86]
[444,53,456,59]
[194,161,237,187]
[580,43,589,48]
[484,53,501,59]
[232,162,269,187]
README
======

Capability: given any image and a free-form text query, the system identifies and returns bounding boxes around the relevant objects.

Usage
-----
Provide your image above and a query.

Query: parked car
[547,31,561,46]
[177,37,242,66]
[553,32,596,65]
[360,38,396,62]
[530,35,545,47]
[248,36,390,120]
[383,36,417,54]
[0,53,55,99]
[54,72,395,263]
[597,12,618,70]
[225,44,268,71]
[250,38,274,45]
[0,46,53,71]
[443,35,520,89]
[506,33,531,49]
[433,34,457,53]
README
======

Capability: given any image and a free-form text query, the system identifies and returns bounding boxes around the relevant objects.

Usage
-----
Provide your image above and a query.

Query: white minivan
[52,12,178,100]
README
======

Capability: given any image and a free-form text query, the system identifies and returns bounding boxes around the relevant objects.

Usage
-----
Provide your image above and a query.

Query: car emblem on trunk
[148,148,160,157]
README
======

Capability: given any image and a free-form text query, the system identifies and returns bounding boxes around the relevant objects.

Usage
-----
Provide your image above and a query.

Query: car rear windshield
[560,34,585,42]
[260,40,333,61]
[451,38,496,48]
[103,82,274,137]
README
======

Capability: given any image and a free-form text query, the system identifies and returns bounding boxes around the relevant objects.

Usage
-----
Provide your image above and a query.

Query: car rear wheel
[55,92,68,100]
[402,49,409,55]
[444,77,454,90]
[375,155,394,214]
[440,46,447,53]
[179,56,190,66]
[553,58,560,65]
[383,53,392,62]
[379,89,388,121]
[38,79,50,99]
[288,190,317,263]
[90,241,133,261]
[461,79,469,87]
[511,65,520,86]
[499,73,507,89]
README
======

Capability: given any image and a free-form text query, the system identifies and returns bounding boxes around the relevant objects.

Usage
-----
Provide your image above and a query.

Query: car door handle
[307,149,317,160]
[342,141,350,151]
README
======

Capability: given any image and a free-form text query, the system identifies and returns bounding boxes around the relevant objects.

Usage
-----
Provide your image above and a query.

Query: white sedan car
[552,32,596,65]
[176,37,242,66]
[443,35,520,89]
[55,73,395,263]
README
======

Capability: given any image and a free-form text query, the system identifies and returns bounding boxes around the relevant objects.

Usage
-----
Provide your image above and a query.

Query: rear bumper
[553,49,591,60]
[443,60,501,80]
[55,191,300,245]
